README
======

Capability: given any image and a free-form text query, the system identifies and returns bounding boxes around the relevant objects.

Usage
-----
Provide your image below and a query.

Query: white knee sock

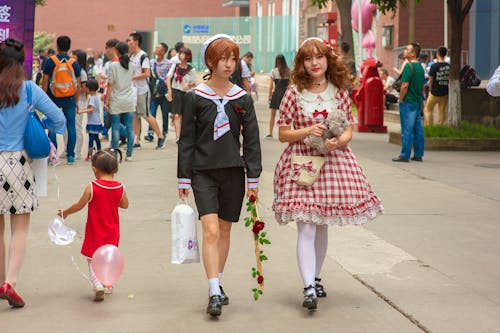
[208,278,221,296]
[297,222,316,296]
[314,224,329,279]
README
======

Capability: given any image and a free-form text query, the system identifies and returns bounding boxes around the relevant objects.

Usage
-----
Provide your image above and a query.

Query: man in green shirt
[392,43,425,163]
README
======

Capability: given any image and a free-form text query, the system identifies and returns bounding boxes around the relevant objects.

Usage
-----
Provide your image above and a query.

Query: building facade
[34,0,239,52]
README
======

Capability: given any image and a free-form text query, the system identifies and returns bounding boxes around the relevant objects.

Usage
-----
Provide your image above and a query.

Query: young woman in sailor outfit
[177,34,262,317]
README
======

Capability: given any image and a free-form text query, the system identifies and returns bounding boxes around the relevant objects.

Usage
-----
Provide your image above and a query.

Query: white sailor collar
[295,83,337,102]
[194,83,247,101]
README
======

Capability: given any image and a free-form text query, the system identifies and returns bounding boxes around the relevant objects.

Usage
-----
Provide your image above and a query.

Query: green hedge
[424,121,500,138]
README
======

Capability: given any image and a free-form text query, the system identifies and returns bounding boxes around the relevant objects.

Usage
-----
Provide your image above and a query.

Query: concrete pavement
[1,81,499,332]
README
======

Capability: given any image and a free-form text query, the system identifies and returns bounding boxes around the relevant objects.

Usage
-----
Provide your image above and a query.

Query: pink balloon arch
[351,0,377,58]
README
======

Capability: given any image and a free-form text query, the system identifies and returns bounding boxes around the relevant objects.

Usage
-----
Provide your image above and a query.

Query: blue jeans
[148,96,169,136]
[399,102,424,160]
[111,113,134,157]
[48,98,76,159]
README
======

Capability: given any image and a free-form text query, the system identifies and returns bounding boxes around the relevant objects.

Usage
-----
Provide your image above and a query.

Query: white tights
[297,222,328,293]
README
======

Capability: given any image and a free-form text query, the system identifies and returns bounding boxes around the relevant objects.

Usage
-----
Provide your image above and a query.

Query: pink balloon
[91,245,124,286]
[362,30,376,48]
[351,0,377,33]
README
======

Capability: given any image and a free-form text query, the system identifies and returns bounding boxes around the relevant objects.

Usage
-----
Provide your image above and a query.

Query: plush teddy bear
[303,109,349,154]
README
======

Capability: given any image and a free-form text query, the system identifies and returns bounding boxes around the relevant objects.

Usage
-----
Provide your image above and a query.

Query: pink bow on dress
[291,160,317,181]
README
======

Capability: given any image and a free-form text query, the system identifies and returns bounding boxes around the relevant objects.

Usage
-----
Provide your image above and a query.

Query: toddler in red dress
[58,149,129,301]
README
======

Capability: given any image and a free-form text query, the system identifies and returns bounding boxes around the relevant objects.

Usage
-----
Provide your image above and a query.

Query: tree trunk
[408,0,415,42]
[447,0,474,127]
[447,0,463,127]
[336,0,355,60]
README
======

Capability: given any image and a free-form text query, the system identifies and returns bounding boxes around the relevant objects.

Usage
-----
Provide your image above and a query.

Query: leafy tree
[34,31,55,53]
[312,0,474,127]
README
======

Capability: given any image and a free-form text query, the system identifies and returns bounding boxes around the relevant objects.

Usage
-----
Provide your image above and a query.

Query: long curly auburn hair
[291,38,349,92]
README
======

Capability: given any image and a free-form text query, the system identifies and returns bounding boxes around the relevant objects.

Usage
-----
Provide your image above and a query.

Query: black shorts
[192,167,245,222]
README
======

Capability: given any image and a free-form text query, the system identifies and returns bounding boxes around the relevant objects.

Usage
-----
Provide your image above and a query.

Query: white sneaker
[125,156,133,162]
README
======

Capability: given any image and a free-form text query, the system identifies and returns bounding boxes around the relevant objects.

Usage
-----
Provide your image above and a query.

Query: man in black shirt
[424,46,450,125]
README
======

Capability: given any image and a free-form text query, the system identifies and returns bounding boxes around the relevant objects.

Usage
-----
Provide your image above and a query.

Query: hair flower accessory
[244,196,270,300]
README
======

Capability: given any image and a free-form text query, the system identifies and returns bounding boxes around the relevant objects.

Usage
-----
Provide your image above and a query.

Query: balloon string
[51,164,89,285]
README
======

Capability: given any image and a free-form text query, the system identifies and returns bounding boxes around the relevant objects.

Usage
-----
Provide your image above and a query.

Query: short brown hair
[204,38,239,73]
[91,148,122,174]
[292,39,348,92]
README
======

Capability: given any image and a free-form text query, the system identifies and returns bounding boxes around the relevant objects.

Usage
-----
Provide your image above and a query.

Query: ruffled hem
[273,199,384,226]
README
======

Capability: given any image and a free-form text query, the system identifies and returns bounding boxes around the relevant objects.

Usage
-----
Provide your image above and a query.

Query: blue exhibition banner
[0,1,35,76]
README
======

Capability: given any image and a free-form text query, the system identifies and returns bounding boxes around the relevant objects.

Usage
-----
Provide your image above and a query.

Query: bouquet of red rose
[244,195,270,300]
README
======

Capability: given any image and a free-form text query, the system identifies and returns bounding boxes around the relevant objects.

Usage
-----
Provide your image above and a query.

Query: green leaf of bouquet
[260,255,268,261]
[262,239,271,245]
[261,231,267,237]
[259,238,264,245]
[258,290,263,295]
[254,292,259,301]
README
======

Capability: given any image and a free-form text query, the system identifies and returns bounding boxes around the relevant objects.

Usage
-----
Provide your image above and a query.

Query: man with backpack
[127,32,166,150]
[145,42,171,142]
[392,42,425,163]
[42,35,81,165]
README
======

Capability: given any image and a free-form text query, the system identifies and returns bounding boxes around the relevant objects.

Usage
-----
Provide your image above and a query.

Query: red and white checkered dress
[273,84,383,225]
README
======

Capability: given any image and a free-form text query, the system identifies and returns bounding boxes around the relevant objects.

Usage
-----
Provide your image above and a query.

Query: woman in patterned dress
[273,38,383,310]
[0,39,66,308]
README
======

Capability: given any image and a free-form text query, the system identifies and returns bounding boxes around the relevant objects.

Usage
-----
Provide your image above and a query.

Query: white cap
[200,34,235,68]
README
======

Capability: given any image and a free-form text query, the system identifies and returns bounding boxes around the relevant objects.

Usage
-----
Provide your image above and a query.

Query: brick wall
[35,0,238,52]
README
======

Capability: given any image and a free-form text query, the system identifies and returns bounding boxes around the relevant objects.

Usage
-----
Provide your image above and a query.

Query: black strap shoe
[411,156,423,162]
[219,285,229,305]
[315,278,327,298]
[206,295,222,316]
[302,285,318,310]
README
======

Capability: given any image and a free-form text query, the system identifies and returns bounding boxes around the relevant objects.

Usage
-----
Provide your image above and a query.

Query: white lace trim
[275,205,384,226]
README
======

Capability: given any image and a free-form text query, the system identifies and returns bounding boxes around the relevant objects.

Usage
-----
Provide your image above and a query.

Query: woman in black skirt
[166,48,197,143]
[266,54,290,139]
[0,39,66,308]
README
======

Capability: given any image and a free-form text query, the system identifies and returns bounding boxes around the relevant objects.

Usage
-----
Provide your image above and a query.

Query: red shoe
[0,282,25,308]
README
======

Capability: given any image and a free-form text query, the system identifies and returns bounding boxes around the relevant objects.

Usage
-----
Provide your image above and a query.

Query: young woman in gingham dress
[273,38,383,310]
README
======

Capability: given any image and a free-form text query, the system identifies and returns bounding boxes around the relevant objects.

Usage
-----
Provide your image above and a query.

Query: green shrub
[424,121,500,138]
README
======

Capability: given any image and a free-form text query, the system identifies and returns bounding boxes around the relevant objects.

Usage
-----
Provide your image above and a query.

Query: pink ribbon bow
[291,160,318,180]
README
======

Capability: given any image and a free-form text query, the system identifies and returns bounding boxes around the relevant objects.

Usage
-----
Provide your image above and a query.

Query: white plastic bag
[31,157,48,196]
[48,216,76,246]
[171,200,200,264]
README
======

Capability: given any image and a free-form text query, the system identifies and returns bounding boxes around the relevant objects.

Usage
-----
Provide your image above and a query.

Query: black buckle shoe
[302,294,318,310]
[411,156,423,162]
[302,286,318,310]
[315,278,327,298]
[206,295,222,316]
[220,285,229,305]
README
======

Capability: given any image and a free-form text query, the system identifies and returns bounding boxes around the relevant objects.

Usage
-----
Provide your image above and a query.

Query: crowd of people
[6,30,499,318]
